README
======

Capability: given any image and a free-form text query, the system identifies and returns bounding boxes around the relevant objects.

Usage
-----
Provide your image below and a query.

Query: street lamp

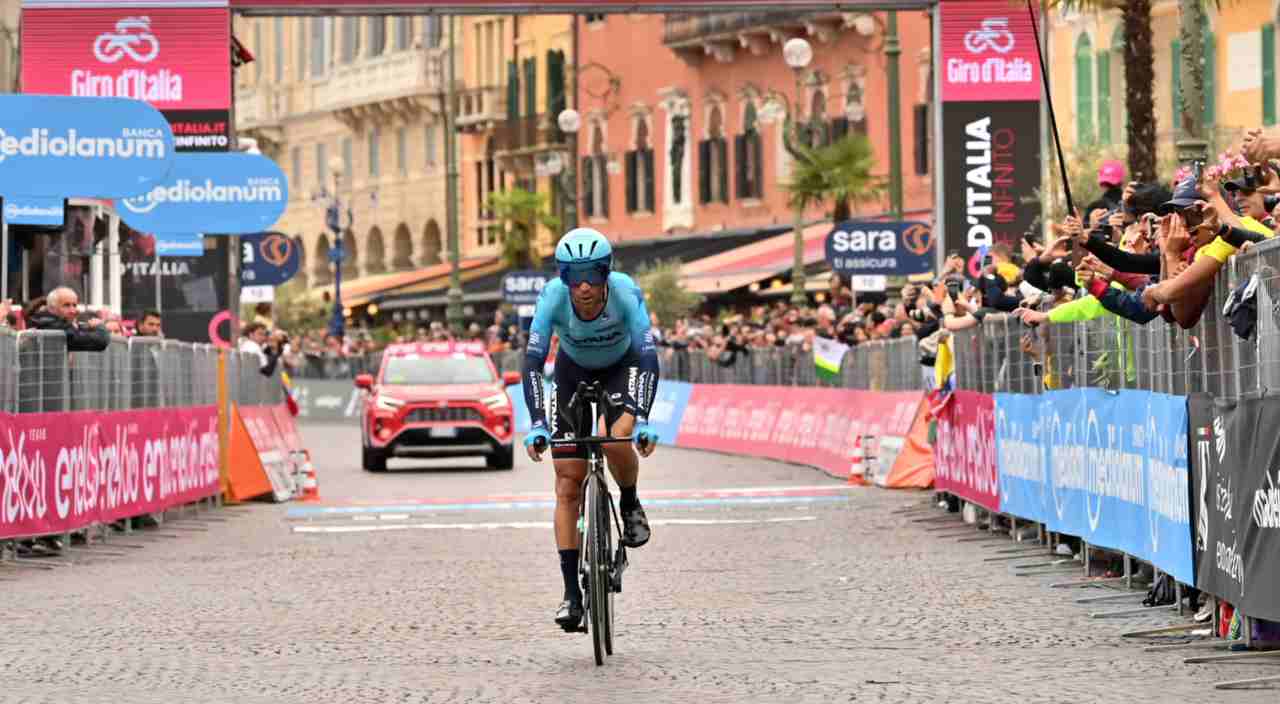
[555,107,581,233]
[782,37,812,307]
[325,154,352,340]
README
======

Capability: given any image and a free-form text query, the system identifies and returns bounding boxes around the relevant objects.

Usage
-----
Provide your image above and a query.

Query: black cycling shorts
[549,349,641,460]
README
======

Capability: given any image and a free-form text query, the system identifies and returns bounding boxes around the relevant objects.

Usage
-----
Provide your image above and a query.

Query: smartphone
[1022,233,1038,245]
[1192,160,1205,183]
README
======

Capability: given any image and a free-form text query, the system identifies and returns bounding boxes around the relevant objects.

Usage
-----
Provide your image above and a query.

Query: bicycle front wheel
[586,471,610,666]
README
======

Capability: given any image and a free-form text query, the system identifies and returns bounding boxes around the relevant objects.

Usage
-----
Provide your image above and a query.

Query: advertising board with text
[21,7,233,150]
[939,0,1042,279]
[825,221,934,278]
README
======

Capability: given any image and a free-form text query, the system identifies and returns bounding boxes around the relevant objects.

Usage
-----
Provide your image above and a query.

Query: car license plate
[430,426,458,438]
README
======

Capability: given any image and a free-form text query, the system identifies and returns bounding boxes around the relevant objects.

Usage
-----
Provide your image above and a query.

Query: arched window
[700,104,728,204]
[625,115,655,213]
[736,102,763,200]
[808,88,829,148]
[392,223,414,270]
[312,232,332,285]
[366,226,386,274]
[1075,33,1094,144]
[341,229,359,278]
[583,123,609,218]
[422,220,442,267]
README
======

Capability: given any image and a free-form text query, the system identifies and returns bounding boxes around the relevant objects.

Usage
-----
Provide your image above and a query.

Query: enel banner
[0,406,219,540]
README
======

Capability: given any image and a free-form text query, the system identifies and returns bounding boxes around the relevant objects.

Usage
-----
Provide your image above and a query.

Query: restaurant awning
[311,257,500,307]
[677,222,832,295]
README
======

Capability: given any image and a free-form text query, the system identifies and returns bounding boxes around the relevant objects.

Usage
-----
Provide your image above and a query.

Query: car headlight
[375,395,406,412]
[481,392,510,410]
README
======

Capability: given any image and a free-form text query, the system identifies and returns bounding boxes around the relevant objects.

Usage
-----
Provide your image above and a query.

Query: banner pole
[1,204,7,302]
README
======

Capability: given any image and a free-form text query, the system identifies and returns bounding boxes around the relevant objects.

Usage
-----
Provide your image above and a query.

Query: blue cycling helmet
[555,228,613,286]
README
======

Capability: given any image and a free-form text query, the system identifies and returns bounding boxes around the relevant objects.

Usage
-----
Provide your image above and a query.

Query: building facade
[574,11,935,242]
[234,14,455,288]
[457,14,573,259]
[1049,0,1280,161]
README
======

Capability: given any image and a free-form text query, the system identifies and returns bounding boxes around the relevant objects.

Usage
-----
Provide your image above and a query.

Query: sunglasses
[559,263,608,287]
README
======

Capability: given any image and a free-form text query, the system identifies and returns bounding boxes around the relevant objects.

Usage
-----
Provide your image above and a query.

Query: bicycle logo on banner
[93,16,160,64]
[963,18,1016,55]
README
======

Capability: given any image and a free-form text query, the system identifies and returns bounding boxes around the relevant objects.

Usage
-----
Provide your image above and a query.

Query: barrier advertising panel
[0,406,219,540]
[996,389,1193,585]
[934,390,999,512]
[1189,393,1280,620]
[677,385,919,478]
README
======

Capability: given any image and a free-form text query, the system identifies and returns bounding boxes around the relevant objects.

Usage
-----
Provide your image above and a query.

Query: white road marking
[292,516,817,534]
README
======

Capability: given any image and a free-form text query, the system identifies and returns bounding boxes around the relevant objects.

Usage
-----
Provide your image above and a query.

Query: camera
[945,278,962,299]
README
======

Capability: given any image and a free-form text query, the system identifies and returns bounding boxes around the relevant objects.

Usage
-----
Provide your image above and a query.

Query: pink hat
[1098,160,1125,187]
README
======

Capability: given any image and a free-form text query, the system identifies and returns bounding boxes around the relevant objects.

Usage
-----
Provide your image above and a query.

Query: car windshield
[381,355,494,385]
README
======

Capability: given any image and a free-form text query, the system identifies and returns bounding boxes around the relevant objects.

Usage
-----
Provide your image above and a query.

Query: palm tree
[485,188,561,270]
[1048,0,1157,182]
[782,133,884,222]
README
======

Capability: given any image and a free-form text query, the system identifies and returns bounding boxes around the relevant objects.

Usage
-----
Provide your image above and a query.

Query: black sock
[619,484,639,510]
[559,549,581,603]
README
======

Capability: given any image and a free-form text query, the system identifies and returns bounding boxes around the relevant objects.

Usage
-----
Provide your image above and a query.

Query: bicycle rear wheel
[585,470,608,665]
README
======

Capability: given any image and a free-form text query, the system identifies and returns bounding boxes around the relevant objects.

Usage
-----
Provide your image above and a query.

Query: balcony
[456,86,506,130]
[662,11,869,62]
[311,49,443,116]
[491,114,566,155]
[235,85,279,130]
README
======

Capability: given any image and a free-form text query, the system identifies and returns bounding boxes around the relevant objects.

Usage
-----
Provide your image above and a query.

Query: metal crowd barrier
[0,331,244,413]
[950,238,1280,401]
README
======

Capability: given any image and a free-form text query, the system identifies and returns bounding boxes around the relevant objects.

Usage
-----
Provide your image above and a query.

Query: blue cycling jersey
[526,272,652,370]
[522,272,660,429]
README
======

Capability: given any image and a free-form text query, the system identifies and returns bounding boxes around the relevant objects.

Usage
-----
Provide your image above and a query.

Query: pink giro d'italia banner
[675,385,920,478]
[933,390,1000,512]
[0,406,220,540]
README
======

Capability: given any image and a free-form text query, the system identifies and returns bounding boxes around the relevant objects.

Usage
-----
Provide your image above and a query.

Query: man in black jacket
[29,286,109,352]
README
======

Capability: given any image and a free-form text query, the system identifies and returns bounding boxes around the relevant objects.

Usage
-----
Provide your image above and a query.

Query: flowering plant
[1203,151,1254,184]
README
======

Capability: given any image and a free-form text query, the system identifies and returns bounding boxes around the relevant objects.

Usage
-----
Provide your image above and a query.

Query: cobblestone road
[2,422,1274,703]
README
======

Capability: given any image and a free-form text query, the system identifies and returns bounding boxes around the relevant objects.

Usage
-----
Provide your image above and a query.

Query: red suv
[355,342,521,472]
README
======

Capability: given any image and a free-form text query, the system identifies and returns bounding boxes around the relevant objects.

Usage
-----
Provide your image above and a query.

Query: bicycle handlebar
[532,435,644,452]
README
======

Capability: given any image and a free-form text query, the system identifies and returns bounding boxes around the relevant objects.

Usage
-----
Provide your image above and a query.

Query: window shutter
[642,149,656,211]
[1097,51,1111,144]
[581,156,594,218]
[625,150,638,213]
[734,134,747,199]
[913,104,929,176]
[831,117,850,141]
[698,139,712,204]
[506,60,520,121]
[1265,25,1277,126]
[716,138,729,203]
[523,58,537,122]
[1203,31,1216,129]
[547,50,566,116]
[597,155,610,217]
[750,135,763,199]
[1172,39,1182,135]
[1075,34,1094,144]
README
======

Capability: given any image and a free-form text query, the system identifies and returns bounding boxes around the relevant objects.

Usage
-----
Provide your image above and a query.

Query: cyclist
[522,228,660,632]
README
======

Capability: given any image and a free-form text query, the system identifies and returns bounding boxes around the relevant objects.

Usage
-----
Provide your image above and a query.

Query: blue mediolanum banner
[825,221,936,277]
[118,152,288,234]
[155,232,204,258]
[0,94,174,198]
[994,389,1193,584]
[4,197,64,226]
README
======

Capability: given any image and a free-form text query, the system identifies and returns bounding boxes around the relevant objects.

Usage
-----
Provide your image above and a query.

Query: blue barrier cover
[506,379,690,446]
[995,389,1193,584]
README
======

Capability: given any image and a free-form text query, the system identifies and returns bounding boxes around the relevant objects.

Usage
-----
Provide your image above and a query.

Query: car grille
[405,406,482,423]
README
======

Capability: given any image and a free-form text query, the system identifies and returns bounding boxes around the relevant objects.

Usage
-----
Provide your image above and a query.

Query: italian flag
[813,336,849,381]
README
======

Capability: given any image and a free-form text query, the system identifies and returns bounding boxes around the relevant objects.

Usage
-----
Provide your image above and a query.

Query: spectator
[136,309,163,337]
[29,287,109,352]
[240,322,280,376]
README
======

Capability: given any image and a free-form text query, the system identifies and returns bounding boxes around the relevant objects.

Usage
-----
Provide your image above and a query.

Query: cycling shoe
[620,503,651,548]
[555,599,584,632]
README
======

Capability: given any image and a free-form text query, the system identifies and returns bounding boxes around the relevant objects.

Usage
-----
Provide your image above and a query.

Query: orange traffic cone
[299,451,320,502]
[848,436,867,486]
